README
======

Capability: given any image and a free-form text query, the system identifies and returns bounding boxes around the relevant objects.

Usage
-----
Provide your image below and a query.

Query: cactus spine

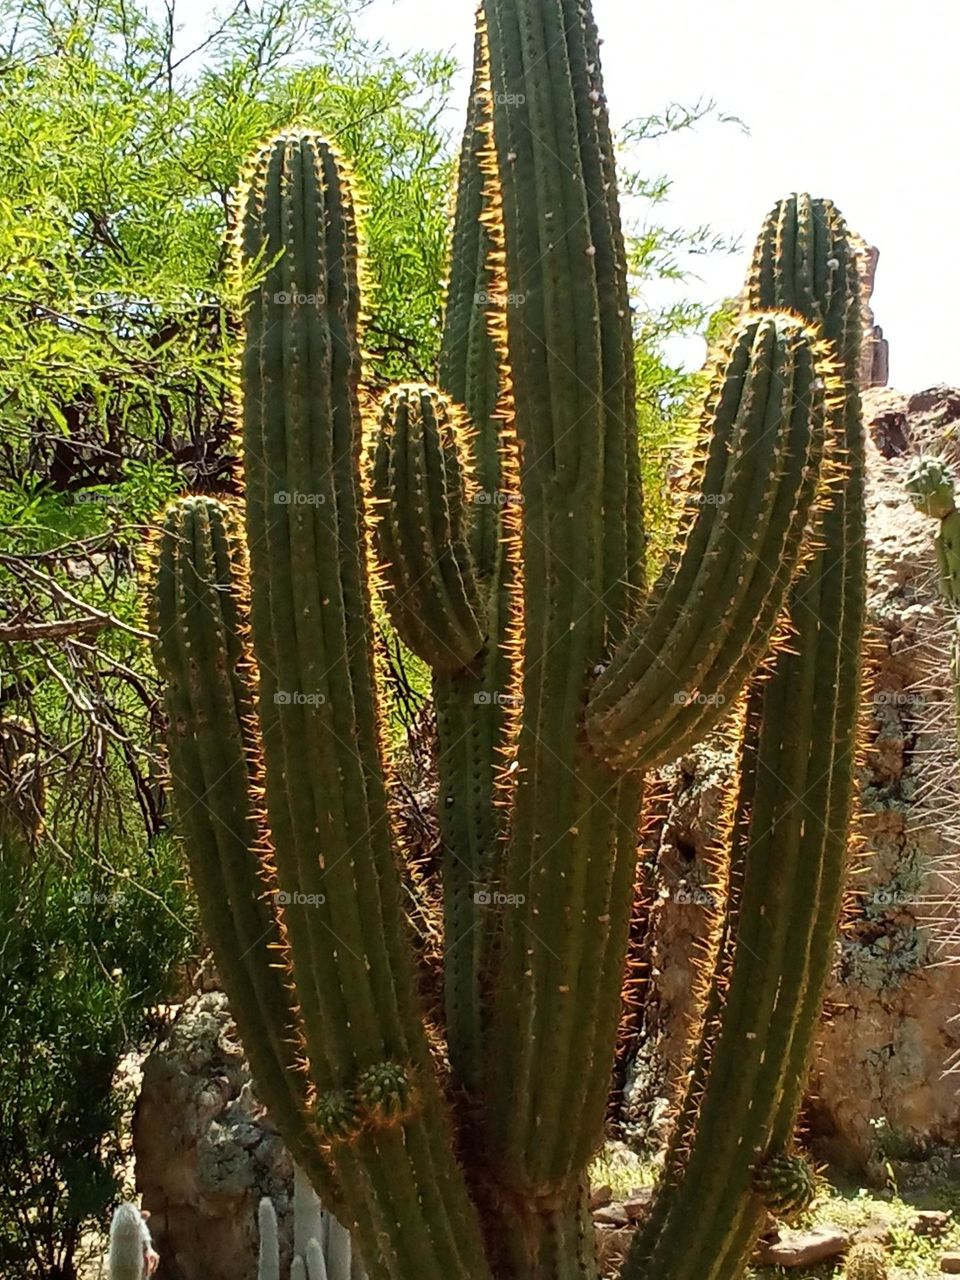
[151,7,867,1280]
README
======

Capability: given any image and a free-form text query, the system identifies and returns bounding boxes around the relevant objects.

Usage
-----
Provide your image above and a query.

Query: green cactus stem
[370,384,484,672]
[152,5,867,1276]
[587,313,834,771]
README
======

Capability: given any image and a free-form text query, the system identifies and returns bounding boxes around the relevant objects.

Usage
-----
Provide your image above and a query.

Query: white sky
[350,0,959,391]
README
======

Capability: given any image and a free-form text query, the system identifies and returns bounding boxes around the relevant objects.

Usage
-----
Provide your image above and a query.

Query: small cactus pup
[905,456,960,602]
[844,1240,889,1280]
[751,1152,818,1222]
[107,1204,157,1280]
[151,2,867,1277]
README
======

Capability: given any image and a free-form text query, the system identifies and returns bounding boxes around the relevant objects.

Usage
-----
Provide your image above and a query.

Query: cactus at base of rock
[151,5,867,1277]
[843,1241,889,1280]
[906,455,960,741]
[257,1167,364,1280]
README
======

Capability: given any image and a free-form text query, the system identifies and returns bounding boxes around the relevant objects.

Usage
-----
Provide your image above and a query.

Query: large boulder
[132,992,294,1280]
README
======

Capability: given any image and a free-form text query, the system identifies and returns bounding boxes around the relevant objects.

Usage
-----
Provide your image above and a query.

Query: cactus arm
[152,497,345,1212]
[625,195,867,1280]
[480,0,646,1208]
[905,456,960,743]
[586,314,833,770]
[439,18,503,578]
[228,132,493,1280]
[370,385,485,671]
[426,18,519,1097]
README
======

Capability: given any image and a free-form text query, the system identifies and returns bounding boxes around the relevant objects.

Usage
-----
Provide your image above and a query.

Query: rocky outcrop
[132,993,295,1280]
[807,387,960,1176]
[624,387,960,1177]
[857,242,890,390]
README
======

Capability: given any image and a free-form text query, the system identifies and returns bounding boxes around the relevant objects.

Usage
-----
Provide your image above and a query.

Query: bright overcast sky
[349,0,957,391]
[173,0,957,390]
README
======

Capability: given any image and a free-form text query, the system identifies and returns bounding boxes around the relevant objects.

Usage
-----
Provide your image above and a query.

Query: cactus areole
[151,3,867,1278]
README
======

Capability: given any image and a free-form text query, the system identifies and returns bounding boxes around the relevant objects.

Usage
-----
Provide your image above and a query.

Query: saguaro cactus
[151,4,867,1279]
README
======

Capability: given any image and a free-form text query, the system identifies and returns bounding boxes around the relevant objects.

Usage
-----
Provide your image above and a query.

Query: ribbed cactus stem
[371,384,484,671]
[587,312,834,770]
[152,2,869,1272]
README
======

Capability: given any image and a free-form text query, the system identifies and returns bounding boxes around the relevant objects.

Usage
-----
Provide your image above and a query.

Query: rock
[622,386,960,1177]
[133,992,294,1280]
[854,239,889,390]
[623,1188,654,1222]
[913,1210,952,1237]
[941,1253,960,1274]
[589,1183,613,1211]
[753,1226,849,1268]
[592,1203,629,1227]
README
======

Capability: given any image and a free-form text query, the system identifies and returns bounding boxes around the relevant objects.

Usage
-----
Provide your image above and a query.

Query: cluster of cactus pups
[905,455,960,744]
[258,1165,366,1280]
[150,0,868,1276]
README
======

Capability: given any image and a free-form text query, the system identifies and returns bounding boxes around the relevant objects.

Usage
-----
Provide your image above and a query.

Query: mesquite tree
[151,4,867,1278]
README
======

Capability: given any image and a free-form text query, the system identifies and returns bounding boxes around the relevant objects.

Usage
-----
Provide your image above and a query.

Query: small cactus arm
[905,455,960,741]
[152,3,868,1277]
[843,1241,889,1280]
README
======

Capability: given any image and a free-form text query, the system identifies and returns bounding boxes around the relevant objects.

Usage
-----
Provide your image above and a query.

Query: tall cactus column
[624,196,867,1280]
[155,135,494,1280]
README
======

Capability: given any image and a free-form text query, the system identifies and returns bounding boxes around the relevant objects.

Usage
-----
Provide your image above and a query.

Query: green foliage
[0,832,194,1280]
